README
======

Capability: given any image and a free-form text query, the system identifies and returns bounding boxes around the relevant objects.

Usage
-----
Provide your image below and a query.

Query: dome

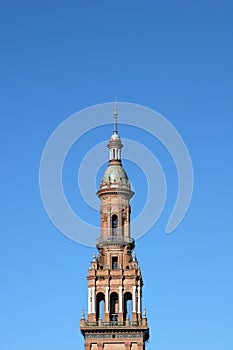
[101,164,130,186]
[110,132,121,141]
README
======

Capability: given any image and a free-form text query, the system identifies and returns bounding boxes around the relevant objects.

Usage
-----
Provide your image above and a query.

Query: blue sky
[1,1,233,349]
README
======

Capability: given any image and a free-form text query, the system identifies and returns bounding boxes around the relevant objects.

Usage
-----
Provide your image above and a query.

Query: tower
[80,105,149,350]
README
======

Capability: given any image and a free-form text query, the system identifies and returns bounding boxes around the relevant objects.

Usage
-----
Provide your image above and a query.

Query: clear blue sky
[1,1,233,349]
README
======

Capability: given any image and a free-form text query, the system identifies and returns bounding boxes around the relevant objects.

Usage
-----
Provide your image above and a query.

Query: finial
[143,307,147,318]
[132,251,136,261]
[81,308,85,319]
[113,98,118,134]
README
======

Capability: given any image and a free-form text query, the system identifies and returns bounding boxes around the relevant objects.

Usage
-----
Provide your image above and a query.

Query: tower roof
[101,164,129,185]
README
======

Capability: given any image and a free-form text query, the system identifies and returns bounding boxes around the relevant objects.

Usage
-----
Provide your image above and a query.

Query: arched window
[110,292,119,322]
[113,149,115,159]
[123,292,132,321]
[112,214,118,236]
[96,292,105,321]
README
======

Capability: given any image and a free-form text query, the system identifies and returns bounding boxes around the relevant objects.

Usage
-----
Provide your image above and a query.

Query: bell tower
[80,104,149,350]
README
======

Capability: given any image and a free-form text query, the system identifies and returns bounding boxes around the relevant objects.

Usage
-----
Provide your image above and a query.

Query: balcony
[85,320,142,327]
[80,318,149,341]
[96,236,135,249]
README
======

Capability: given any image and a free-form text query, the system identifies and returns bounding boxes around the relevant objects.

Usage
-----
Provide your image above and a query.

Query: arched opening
[112,214,118,236]
[124,292,132,321]
[110,292,119,322]
[96,292,105,321]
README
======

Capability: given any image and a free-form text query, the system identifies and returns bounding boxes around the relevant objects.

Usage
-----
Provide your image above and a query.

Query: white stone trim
[91,286,95,313]
[119,286,123,313]
[88,288,91,314]
[137,286,141,314]
[132,286,136,312]
[105,286,109,313]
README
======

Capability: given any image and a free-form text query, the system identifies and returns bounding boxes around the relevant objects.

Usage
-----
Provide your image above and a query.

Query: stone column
[118,286,123,322]
[105,286,109,313]
[119,286,123,312]
[88,288,91,314]
[137,286,141,314]
[91,286,96,313]
[132,286,136,312]
[132,285,137,322]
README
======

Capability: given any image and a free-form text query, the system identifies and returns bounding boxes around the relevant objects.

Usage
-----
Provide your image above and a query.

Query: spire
[113,99,118,134]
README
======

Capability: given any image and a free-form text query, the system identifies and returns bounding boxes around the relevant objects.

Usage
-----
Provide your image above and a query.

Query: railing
[86,320,142,327]
[99,182,132,191]
[96,236,135,248]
